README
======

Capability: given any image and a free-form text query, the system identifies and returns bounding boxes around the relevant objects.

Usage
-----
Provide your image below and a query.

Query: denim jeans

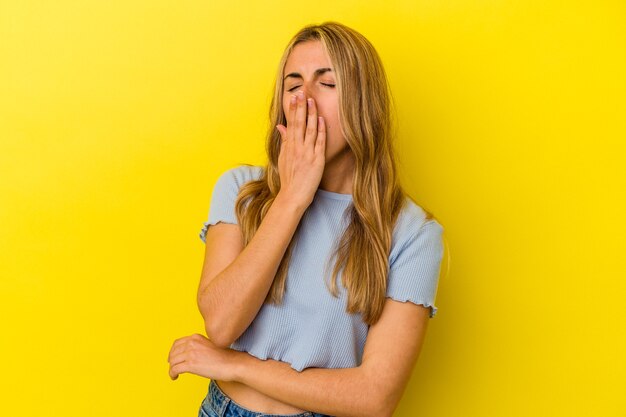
[198,379,334,417]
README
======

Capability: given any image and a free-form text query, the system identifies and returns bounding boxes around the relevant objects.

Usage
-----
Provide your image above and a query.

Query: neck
[319,150,355,194]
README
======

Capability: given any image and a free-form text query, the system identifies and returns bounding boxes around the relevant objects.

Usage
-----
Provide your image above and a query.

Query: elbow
[375,406,395,417]
[197,294,234,348]
[345,391,389,417]
[366,383,398,417]
[366,401,394,417]
[204,320,236,349]
[198,311,239,349]
[356,404,392,417]
[368,400,395,417]
[200,305,238,348]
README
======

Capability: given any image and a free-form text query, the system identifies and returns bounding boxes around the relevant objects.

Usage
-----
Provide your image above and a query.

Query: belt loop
[217,396,230,417]
[211,380,231,417]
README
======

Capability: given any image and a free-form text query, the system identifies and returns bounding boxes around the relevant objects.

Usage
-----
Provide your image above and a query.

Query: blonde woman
[168,21,445,417]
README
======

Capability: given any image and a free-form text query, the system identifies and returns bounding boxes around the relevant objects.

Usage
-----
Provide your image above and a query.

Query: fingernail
[307,98,312,107]
[290,95,296,104]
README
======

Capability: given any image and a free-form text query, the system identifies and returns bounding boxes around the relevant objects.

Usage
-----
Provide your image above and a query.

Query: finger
[276,124,287,142]
[168,337,186,363]
[168,347,192,380]
[168,342,188,364]
[169,360,187,380]
[169,350,187,368]
[287,94,297,141]
[168,335,193,361]
[294,91,307,143]
[315,116,326,155]
[304,97,318,147]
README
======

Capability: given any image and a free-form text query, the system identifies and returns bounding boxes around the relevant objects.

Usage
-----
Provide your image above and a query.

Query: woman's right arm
[199,91,325,348]
[197,192,307,348]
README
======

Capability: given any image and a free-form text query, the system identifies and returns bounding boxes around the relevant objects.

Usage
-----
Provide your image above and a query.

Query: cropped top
[199,164,444,372]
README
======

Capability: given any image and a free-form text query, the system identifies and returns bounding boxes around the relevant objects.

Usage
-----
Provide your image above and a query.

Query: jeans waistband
[208,379,318,417]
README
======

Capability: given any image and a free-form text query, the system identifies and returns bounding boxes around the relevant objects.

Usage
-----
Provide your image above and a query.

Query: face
[282,40,349,164]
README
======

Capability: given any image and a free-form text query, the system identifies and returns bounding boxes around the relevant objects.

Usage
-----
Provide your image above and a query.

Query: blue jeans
[198,379,334,417]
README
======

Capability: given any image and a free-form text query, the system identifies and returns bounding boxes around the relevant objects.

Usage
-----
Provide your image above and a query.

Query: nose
[294,81,318,101]
[292,88,309,101]
[285,82,320,120]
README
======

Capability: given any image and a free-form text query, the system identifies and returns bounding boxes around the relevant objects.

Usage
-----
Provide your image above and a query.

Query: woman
[168,21,445,417]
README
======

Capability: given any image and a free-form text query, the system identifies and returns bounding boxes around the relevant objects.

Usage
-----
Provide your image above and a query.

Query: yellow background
[1,1,624,416]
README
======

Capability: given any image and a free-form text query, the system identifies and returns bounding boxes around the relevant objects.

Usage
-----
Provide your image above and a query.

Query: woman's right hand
[276,90,326,209]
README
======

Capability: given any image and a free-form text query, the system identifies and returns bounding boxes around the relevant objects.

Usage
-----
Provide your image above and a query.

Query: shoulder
[202,164,265,233]
[394,197,444,234]
[389,197,444,262]
[220,163,265,183]
[215,164,265,189]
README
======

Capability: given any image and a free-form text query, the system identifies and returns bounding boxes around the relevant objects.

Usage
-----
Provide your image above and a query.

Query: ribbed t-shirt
[199,164,444,372]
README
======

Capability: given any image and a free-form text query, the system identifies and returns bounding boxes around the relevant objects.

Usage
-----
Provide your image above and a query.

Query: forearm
[231,351,389,417]
[199,192,307,346]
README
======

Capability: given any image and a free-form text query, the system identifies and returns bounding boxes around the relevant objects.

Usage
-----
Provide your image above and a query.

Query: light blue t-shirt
[199,164,444,372]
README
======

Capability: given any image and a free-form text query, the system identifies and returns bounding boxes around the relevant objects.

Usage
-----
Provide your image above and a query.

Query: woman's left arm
[169,298,431,417]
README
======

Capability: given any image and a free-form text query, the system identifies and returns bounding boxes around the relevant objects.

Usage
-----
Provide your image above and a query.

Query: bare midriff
[215,380,308,414]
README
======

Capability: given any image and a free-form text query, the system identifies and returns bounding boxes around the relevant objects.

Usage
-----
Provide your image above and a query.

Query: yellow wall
[1,1,624,416]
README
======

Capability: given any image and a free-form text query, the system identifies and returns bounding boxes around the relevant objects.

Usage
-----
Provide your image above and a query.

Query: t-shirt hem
[230,345,306,372]
[385,295,438,318]
[199,219,237,243]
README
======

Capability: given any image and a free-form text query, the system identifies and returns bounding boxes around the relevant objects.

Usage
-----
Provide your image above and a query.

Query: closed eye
[287,83,336,92]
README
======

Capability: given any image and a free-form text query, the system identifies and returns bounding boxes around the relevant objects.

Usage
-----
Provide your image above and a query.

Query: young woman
[168,21,445,417]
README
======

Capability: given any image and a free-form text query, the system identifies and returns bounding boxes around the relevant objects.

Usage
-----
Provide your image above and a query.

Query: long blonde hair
[233,21,433,325]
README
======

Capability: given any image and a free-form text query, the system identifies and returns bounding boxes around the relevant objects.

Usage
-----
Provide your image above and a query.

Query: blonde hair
[233,21,435,325]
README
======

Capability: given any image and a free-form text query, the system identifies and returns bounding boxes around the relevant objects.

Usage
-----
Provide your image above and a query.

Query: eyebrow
[283,67,334,81]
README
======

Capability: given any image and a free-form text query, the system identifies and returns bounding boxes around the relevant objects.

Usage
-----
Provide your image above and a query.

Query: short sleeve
[387,218,444,318]
[199,166,261,243]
